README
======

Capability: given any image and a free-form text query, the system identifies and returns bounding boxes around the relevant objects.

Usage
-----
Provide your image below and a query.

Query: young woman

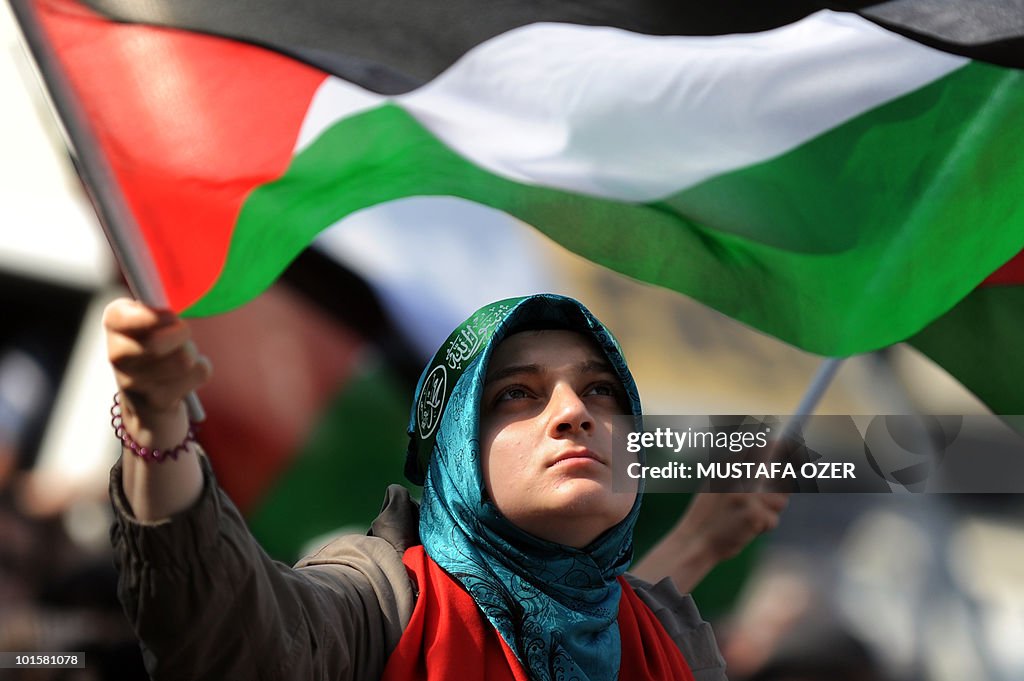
[105,293,732,680]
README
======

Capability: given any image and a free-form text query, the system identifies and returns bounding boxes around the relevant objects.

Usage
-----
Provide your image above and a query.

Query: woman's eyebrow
[578,359,614,376]
[485,359,614,385]
[485,364,542,385]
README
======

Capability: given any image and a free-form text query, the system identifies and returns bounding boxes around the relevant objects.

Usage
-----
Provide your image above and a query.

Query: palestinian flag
[10,2,1024,360]
[909,249,1024,415]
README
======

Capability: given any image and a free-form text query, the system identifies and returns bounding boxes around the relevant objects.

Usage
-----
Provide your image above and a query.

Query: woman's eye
[498,386,530,401]
[586,382,616,397]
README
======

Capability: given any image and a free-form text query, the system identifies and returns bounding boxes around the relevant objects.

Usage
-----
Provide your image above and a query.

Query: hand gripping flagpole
[9,0,205,422]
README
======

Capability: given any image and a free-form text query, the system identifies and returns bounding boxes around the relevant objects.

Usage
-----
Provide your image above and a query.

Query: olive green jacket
[109,454,727,681]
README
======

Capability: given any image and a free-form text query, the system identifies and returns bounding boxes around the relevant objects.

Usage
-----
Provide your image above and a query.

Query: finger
[103,299,179,338]
[114,345,202,388]
[116,349,212,395]
[759,510,782,532]
[760,492,791,513]
[118,356,213,412]
[108,324,196,374]
[143,322,194,357]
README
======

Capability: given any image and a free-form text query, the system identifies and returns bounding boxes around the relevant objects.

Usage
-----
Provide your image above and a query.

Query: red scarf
[382,546,697,681]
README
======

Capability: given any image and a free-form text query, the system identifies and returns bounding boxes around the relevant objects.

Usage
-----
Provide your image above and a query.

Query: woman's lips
[550,447,603,467]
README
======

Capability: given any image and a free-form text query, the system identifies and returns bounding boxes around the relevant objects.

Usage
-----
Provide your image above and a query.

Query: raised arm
[102,299,414,681]
[103,298,211,520]
[632,491,789,594]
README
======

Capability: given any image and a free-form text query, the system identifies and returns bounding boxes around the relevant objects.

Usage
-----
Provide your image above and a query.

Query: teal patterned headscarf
[405,294,644,681]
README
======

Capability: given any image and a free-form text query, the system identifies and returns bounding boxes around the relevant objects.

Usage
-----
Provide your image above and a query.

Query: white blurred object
[949,518,1024,678]
[836,504,1024,681]
[837,509,931,677]
[62,496,114,555]
[1,2,114,288]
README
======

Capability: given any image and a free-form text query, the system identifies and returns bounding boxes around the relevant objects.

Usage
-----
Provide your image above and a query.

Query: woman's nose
[548,384,593,436]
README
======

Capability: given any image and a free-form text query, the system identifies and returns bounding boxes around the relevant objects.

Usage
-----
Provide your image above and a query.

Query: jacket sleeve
[109,452,416,681]
[624,573,729,681]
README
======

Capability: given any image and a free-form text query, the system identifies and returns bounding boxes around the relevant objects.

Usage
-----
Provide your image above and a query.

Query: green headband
[405,297,523,484]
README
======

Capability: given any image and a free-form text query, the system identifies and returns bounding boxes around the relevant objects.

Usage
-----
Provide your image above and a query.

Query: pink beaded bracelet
[110,392,197,463]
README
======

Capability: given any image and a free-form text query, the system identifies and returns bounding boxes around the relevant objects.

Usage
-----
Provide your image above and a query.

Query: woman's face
[479,330,638,548]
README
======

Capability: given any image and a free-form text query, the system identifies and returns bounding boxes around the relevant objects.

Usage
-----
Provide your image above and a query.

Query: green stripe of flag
[191,60,1024,357]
